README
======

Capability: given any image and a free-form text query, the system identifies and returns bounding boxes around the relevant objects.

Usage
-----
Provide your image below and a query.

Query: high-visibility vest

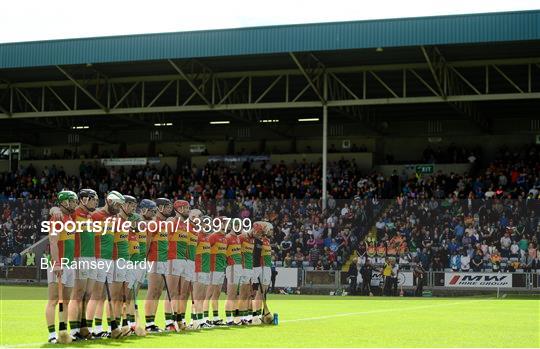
[26,252,35,266]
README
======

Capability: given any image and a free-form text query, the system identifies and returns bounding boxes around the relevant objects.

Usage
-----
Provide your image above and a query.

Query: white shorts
[253,266,271,285]
[261,266,271,286]
[95,258,114,283]
[127,266,146,289]
[184,260,195,282]
[148,261,168,275]
[113,258,128,283]
[210,271,225,285]
[47,267,75,288]
[76,257,97,280]
[169,259,187,277]
[226,265,242,285]
[196,272,211,285]
[241,268,253,285]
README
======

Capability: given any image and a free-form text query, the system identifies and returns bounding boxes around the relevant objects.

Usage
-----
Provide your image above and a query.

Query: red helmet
[174,200,190,210]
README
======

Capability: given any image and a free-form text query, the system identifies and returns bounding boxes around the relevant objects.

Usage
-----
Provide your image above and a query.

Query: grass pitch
[0,285,538,348]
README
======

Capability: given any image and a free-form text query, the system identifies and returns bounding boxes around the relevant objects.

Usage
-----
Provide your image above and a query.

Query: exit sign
[416,164,434,174]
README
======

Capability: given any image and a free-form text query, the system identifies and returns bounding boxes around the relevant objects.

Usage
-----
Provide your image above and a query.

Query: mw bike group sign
[444,273,512,288]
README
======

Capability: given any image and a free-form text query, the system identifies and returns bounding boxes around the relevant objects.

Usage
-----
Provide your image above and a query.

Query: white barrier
[275,267,299,288]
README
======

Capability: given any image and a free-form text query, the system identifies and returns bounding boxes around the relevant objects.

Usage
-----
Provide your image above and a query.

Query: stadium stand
[1,144,538,274]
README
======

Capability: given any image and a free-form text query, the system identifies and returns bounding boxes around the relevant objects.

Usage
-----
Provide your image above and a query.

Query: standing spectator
[413,259,426,297]
[360,260,373,296]
[500,233,512,257]
[460,251,471,272]
[25,249,35,266]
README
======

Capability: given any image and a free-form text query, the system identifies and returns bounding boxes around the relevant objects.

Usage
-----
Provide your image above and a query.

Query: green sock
[86,319,93,328]
[122,318,128,327]
[95,318,102,326]
[69,321,80,330]
[115,317,121,325]
[203,311,209,318]
[48,325,55,333]
[213,310,218,318]
[180,313,185,322]
[226,311,232,317]
[145,315,155,324]
[198,313,203,320]
[165,312,172,321]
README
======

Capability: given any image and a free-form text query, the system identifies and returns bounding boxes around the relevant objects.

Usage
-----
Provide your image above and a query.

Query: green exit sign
[416,165,434,174]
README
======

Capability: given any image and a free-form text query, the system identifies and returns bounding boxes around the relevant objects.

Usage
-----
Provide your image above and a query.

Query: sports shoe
[241,319,250,325]
[200,322,213,329]
[93,331,110,339]
[165,323,176,332]
[212,319,226,326]
[48,337,57,344]
[70,332,86,341]
[145,325,163,333]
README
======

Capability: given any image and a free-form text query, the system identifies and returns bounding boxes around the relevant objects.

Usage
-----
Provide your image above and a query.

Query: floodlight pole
[322,73,328,210]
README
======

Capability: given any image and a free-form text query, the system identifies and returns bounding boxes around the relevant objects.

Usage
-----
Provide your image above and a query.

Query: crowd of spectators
[357,143,540,272]
[1,143,539,274]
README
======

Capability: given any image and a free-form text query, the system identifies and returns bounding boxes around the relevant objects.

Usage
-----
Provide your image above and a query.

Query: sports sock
[145,315,155,327]
[122,318,128,327]
[94,318,102,333]
[165,312,173,326]
[69,321,80,336]
[226,310,233,322]
[85,319,93,329]
[48,325,56,339]
[80,318,87,328]
[213,310,219,320]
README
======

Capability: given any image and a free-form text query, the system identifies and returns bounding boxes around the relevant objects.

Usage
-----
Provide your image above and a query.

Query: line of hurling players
[45,189,273,343]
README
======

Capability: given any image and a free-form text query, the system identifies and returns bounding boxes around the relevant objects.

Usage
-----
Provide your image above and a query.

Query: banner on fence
[444,272,512,288]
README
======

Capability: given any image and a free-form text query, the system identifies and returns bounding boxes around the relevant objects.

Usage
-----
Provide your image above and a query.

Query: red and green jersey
[195,232,211,273]
[187,224,198,261]
[128,230,140,262]
[168,218,188,260]
[130,223,147,262]
[239,234,254,270]
[147,218,169,262]
[113,217,130,260]
[208,232,227,272]
[226,233,242,265]
[73,207,94,258]
[51,213,75,264]
[261,237,272,267]
[92,209,114,260]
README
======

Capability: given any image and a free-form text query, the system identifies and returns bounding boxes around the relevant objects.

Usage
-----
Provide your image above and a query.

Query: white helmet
[189,209,202,221]
[107,191,125,204]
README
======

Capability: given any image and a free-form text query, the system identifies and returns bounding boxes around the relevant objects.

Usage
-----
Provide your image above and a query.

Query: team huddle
[45,189,274,344]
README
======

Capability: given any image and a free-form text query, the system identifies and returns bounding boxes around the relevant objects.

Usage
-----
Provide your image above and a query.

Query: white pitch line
[281,298,492,324]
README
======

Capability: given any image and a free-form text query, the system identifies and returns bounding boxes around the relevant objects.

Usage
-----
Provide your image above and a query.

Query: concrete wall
[376,163,472,177]
[192,152,373,170]
[18,157,179,176]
